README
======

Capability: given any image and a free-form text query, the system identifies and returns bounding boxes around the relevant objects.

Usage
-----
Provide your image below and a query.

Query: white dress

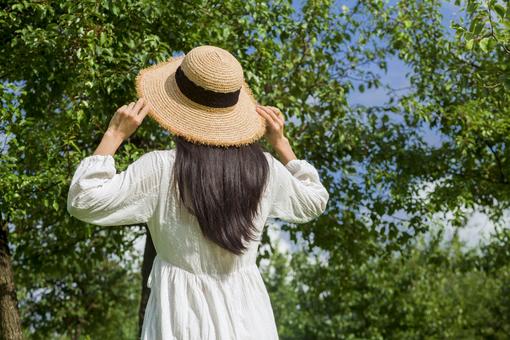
[67,149,329,340]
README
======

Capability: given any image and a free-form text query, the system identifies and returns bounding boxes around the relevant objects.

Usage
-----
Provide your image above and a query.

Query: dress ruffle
[141,255,278,340]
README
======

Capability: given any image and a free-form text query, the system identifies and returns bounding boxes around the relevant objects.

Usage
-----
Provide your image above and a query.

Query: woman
[67,45,329,339]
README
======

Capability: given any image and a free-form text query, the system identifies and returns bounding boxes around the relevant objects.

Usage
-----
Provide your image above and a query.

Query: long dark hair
[171,134,270,255]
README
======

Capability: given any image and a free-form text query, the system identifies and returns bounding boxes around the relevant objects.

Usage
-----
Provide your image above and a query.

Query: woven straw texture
[135,46,267,148]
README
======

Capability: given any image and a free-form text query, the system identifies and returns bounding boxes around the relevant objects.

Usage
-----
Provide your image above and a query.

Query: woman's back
[162,149,327,273]
[67,147,329,339]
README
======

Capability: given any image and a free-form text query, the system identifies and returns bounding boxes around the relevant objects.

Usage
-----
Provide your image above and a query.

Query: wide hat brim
[135,55,267,147]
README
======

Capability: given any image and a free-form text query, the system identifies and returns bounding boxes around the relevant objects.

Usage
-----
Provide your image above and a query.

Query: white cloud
[266,219,292,254]
[134,233,146,255]
[412,178,510,251]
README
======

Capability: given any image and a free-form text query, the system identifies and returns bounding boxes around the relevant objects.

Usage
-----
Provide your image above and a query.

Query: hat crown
[180,46,244,93]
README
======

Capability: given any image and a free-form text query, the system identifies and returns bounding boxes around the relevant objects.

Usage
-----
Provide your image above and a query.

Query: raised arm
[67,151,162,226]
[257,105,330,223]
[266,154,329,223]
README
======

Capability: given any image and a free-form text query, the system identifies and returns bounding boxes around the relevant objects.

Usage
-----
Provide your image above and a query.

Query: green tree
[1,0,396,337]
[4,0,508,337]
[263,227,510,339]
[260,1,510,337]
[372,0,510,225]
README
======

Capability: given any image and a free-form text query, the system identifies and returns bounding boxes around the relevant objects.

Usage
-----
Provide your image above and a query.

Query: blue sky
[257,1,503,256]
[346,1,464,147]
[285,1,465,149]
[0,0,496,269]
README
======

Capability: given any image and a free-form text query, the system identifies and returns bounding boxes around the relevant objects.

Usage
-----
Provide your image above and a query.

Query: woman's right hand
[256,104,287,147]
[256,104,297,165]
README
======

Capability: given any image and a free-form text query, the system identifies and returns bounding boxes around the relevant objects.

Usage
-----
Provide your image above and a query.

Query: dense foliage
[1,0,509,338]
[264,230,510,339]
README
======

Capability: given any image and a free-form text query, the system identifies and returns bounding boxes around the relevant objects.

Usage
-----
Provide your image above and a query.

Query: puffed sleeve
[267,156,330,223]
[67,151,162,226]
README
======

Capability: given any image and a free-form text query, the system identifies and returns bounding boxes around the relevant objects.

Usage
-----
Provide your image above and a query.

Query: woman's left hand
[106,98,150,141]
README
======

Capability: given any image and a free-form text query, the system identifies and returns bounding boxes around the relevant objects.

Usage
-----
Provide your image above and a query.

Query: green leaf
[100,31,107,45]
[479,37,490,52]
[493,4,506,19]
[473,22,484,36]
[466,39,474,50]
[112,5,120,16]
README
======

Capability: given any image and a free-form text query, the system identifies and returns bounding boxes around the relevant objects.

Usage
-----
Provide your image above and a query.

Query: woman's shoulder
[144,149,298,173]
[131,149,176,175]
[262,151,278,166]
[262,151,296,174]
[143,149,176,162]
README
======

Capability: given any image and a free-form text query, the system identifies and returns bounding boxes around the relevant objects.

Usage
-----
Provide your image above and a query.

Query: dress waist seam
[147,255,260,287]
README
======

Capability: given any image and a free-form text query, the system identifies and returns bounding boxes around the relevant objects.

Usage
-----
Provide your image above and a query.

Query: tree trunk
[137,225,156,339]
[0,220,22,340]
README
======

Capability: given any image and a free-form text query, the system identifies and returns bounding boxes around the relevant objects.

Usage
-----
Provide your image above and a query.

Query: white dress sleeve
[267,156,330,223]
[67,151,162,226]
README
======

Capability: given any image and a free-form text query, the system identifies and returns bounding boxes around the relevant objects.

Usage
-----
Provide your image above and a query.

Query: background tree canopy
[1,0,509,339]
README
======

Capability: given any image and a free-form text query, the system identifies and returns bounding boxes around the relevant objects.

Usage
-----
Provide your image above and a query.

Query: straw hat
[135,45,267,147]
